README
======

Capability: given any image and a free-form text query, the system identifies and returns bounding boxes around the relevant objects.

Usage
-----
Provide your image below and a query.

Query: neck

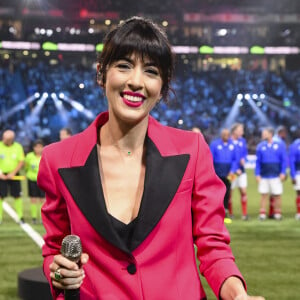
[100,115,148,152]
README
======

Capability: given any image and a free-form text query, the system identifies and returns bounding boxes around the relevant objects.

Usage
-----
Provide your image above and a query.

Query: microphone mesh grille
[61,235,82,262]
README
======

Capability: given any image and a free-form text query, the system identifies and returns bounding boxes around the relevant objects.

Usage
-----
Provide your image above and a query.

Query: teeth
[123,94,143,102]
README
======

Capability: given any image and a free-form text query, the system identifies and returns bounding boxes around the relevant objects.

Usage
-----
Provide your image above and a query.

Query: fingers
[51,254,79,271]
[51,267,85,290]
[81,253,89,265]
[234,296,265,300]
[50,253,87,289]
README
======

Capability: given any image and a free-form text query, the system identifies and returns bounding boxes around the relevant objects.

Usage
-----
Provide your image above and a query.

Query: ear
[96,63,104,87]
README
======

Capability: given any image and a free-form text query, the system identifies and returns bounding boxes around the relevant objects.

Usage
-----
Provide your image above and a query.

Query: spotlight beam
[222,97,241,129]
[247,97,272,126]
[60,95,95,120]
[24,93,48,127]
[260,98,299,121]
[1,94,37,122]
[51,93,68,124]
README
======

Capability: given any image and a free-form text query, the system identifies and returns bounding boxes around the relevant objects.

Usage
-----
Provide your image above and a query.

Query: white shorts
[231,173,247,189]
[294,174,300,191]
[258,177,283,195]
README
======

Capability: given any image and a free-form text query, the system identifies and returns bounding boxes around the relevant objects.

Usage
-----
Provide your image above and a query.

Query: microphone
[61,235,82,300]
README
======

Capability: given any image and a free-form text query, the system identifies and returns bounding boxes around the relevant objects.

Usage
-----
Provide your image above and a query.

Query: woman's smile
[121,91,146,108]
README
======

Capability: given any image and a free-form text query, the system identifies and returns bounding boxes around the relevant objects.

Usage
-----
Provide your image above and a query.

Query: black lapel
[130,137,190,251]
[58,145,131,255]
[58,139,190,254]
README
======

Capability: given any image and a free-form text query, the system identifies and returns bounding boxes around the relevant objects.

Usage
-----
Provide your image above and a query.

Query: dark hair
[33,139,44,147]
[60,127,72,135]
[230,122,243,134]
[97,16,174,100]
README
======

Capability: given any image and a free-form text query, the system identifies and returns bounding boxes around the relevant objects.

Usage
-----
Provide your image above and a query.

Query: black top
[109,214,138,251]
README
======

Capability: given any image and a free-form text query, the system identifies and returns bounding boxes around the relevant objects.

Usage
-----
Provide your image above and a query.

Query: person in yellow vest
[0,130,25,224]
[24,139,45,224]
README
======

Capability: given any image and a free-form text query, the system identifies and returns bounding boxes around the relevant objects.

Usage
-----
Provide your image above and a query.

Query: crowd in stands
[0,57,299,153]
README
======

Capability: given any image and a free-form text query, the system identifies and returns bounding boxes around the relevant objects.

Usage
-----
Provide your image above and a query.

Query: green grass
[0,176,45,300]
[0,169,299,299]
[200,169,300,299]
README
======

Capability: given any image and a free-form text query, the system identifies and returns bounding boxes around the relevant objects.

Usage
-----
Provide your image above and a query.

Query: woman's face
[103,53,163,124]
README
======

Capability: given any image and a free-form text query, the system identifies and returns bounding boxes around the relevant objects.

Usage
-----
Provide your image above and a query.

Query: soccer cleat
[258,214,266,221]
[19,217,25,224]
[224,217,232,224]
[295,214,300,221]
[241,215,249,221]
[274,213,282,221]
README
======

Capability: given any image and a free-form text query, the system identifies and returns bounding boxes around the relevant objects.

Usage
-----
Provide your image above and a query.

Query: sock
[30,203,37,219]
[241,194,248,216]
[297,196,300,214]
[228,193,233,215]
[0,200,3,221]
[259,209,266,216]
[269,196,275,217]
[14,198,23,219]
[274,208,282,219]
[38,201,44,220]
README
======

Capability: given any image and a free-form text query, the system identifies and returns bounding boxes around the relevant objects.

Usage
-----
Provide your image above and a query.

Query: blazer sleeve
[191,133,246,298]
[37,147,70,300]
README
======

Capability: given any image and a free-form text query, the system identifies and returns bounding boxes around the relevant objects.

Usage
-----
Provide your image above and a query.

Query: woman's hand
[49,253,89,290]
[220,276,265,300]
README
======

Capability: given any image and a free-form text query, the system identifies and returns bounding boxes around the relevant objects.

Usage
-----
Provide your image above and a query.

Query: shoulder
[13,142,23,149]
[25,151,34,158]
[42,133,81,158]
[210,138,220,147]
[256,141,265,149]
[148,116,207,154]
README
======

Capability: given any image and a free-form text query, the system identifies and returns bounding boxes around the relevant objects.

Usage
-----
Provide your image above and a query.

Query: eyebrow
[120,56,158,68]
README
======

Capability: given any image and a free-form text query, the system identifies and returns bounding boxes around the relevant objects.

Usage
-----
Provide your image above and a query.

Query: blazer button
[127,263,136,275]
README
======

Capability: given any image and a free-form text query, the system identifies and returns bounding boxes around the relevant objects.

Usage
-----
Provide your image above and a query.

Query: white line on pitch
[3,201,45,248]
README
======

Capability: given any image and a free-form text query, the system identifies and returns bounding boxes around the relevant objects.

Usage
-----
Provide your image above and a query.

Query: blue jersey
[210,138,237,177]
[255,140,287,178]
[229,137,248,173]
[273,135,287,148]
[289,138,300,179]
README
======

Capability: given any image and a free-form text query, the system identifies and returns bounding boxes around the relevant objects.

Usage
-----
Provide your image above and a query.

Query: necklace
[112,143,144,157]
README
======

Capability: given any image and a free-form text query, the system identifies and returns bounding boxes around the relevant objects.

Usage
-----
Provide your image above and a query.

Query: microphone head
[61,235,82,262]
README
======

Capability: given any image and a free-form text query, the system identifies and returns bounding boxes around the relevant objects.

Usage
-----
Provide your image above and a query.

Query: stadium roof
[1,0,300,19]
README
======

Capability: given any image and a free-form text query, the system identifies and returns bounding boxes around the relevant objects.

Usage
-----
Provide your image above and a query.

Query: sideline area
[3,201,45,248]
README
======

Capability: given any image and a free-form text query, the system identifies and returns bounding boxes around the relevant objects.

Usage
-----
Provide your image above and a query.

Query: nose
[127,67,143,91]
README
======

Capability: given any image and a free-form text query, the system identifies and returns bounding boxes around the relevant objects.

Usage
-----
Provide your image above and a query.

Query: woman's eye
[146,68,159,75]
[117,63,130,69]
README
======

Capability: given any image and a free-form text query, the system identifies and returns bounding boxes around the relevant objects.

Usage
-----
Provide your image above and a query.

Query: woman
[38,17,264,300]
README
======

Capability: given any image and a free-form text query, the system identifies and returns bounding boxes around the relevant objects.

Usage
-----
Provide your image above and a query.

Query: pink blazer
[38,112,244,300]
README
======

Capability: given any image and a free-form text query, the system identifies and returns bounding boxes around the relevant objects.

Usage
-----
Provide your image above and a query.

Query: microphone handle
[65,288,80,300]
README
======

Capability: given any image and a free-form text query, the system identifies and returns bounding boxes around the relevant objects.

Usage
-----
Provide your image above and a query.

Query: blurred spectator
[210,128,237,222]
[229,123,249,220]
[255,127,287,221]
[289,129,300,220]
[24,139,45,224]
[0,130,25,224]
[0,58,299,150]
[59,127,72,141]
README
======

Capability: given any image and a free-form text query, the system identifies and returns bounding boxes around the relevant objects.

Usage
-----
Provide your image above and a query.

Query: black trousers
[219,176,231,210]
